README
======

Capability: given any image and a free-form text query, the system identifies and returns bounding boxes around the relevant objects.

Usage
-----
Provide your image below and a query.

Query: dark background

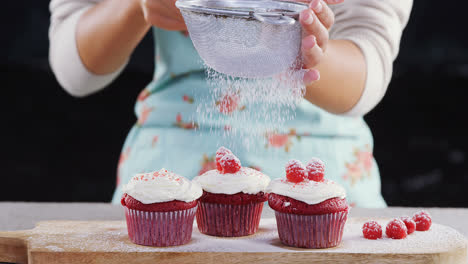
[1,0,467,207]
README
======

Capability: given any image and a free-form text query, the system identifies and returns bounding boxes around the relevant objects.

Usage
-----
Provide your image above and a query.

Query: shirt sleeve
[330,0,413,117]
[49,0,128,97]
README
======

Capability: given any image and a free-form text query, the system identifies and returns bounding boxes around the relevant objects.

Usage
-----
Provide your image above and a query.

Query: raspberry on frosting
[284,158,327,183]
[219,154,241,174]
[216,146,233,171]
[285,159,307,183]
[306,158,325,182]
[215,147,242,174]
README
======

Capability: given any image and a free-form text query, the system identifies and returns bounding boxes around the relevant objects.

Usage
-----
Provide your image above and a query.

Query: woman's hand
[299,0,343,84]
[140,0,187,31]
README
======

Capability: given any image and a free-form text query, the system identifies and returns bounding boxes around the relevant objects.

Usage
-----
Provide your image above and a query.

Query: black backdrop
[1,0,467,206]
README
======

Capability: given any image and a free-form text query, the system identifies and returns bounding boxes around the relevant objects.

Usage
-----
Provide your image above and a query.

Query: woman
[49,0,413,207]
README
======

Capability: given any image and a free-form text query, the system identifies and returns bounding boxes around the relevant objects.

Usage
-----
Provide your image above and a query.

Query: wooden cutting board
[0,217,466,264]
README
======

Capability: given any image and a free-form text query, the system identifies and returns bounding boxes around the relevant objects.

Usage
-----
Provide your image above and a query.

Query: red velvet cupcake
[121,169,202,247]
[193,147,271,237]
[267,159,349,249]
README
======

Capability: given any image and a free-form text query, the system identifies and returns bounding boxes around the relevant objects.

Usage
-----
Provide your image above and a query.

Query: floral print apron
[111,27,387,208]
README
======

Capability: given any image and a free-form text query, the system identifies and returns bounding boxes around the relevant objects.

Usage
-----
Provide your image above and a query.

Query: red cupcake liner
[274,210,348,249]
[196,202,264,237]
[124,206,197,247]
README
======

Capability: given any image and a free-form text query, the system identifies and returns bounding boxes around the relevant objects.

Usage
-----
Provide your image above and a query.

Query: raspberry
[285,160,306,183]
[219,154,241,174]
[386,218,408,239]
[215,147,233,171]
[362,221,382,240]
[400,216,416,234]
[412,211,432,231]
[306,158,325,182]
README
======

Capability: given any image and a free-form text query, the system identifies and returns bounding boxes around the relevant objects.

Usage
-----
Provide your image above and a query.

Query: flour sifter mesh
[176,0,308,78]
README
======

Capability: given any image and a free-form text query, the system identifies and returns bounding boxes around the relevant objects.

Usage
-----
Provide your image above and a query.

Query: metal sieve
[175,0,308,78]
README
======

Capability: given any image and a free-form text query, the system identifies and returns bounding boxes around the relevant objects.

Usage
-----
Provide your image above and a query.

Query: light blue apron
[112,27,387,208]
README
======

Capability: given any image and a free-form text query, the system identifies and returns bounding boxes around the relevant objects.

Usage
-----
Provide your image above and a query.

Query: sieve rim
[175,0,308,19]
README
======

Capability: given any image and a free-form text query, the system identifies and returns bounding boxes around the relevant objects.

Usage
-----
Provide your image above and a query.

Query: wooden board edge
[0,231,30,264]
[434,246,468,264]
[28,248,468,264]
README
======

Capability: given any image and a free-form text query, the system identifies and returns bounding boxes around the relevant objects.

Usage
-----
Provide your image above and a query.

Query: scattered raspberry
[362,221,382,240]
[306,158,325,182]
[412,211,432,231]
[215,147,233,171]
[386,218,408,239]
[219,154,241,174]
[400,216,416,234]
[285,160,306,183]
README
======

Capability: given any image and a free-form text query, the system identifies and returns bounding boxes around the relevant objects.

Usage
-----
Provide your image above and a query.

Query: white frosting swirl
[122,169,202,204]
[267,179,346,205]
[193,167,271,195]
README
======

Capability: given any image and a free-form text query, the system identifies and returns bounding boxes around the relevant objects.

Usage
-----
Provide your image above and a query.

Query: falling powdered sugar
[194,66,306,152]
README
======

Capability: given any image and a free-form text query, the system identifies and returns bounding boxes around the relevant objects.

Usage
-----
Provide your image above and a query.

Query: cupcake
[267,158,348,249]
[193,147,271,237]
[121,168,202,246]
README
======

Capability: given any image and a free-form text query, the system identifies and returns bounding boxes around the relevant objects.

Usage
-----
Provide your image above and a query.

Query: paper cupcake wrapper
[196,202,264,237]
[125,206,197,247]
[274,210,348,249]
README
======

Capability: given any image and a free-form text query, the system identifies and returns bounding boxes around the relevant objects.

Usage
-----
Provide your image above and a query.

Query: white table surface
[1,202,467,263]
[2,202,468,235]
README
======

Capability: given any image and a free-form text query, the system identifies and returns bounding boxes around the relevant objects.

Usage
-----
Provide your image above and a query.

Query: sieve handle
[252,12,296,25]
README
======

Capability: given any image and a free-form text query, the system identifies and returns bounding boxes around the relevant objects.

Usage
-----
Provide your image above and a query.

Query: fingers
[287,0,343,4]
[323,0,344,4]
[149,14,187,31]
[144,0,183,22]
[147,14,186,31]
[300,8,329,51]
[141,0,149,20]
[297,0,339,86]
[159,0,183,18]
[309,0,334,30]
[289,0,311,3]
[301,35,324,68]
[142,0,187,30]
[303,69,320,85]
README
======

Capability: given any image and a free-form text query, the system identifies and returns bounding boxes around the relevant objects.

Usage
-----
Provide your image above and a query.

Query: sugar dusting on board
[44,245,64,252]
[194,67,306,152]
[27,218,467,254]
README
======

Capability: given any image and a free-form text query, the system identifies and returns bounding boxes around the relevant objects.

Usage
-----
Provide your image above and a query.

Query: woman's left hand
[299,0,343,84]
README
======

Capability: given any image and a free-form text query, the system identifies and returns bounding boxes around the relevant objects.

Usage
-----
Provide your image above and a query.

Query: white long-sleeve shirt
[49,0,413,116]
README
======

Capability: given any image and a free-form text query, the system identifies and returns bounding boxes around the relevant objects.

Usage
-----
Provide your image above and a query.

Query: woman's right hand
[140,0,187,31]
